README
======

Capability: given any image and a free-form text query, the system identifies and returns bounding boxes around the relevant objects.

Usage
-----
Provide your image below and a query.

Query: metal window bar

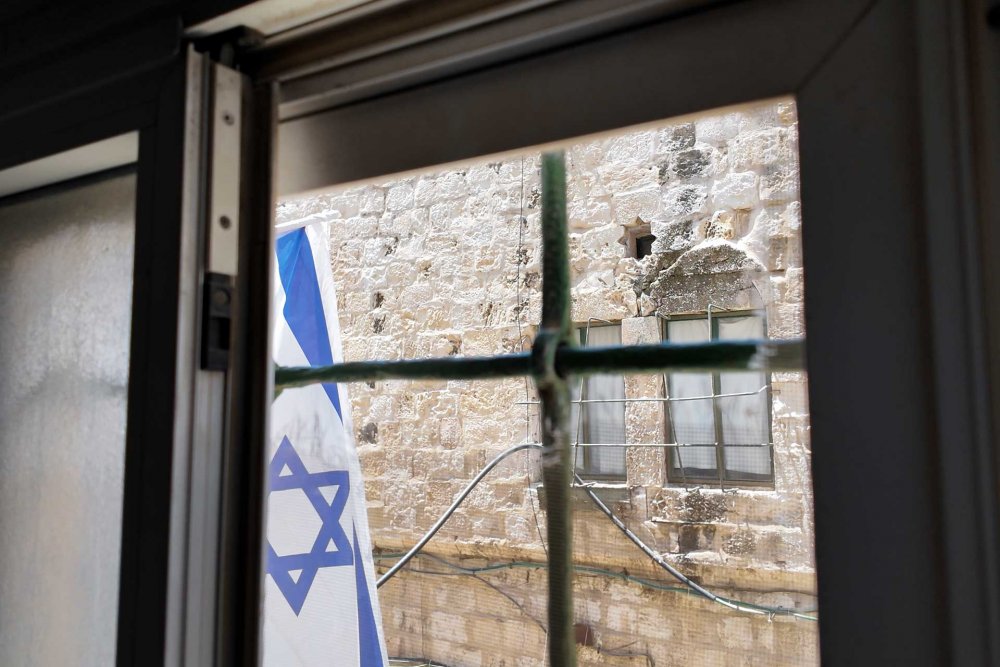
[273,152,806,667]
[571,442,771,448]
[515,385,768,404]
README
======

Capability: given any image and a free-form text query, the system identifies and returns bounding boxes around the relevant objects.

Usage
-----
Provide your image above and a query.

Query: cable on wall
[376,443,817,621]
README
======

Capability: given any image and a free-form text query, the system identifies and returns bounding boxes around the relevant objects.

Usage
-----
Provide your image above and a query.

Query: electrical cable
[374,552,817,613]
[376,442,817,620]
[375,442,540,588]
[572,471,818,621]
[516,156,548,556]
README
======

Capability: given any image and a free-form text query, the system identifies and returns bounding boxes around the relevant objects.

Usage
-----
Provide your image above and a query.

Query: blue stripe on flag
[353,524,385,666]
[276,228,343,418]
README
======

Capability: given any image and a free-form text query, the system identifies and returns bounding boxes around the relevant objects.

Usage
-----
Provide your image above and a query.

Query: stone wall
[277,99,816,666]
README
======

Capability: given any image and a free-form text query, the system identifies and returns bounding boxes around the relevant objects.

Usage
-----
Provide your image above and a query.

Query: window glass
[575,324,626,478]
[0,170,135,666]
[666,318,718,477]
[718,315,771,480]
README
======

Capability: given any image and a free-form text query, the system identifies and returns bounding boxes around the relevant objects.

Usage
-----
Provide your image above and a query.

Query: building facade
[277,99,816,666]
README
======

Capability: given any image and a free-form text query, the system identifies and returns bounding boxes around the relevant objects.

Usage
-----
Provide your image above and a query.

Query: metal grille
[274,152,806,666]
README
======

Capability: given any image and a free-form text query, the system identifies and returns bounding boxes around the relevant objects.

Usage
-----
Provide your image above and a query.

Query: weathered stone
[695,112,742,143]
[611,187,661,227]
[673,147,712,178]
[729,127,798,170]
[663,184,709,219]
[665,239,766,275]
[760,162,800,204]
[658,122,696,151]
[711,171,758,210]
[385,181,415,211]
[650,218,699,255]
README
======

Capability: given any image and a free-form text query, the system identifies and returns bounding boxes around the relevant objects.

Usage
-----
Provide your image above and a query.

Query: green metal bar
[274,353,531,389]
[273,339,805,388]
[535,151,575,667]
[557,339,805,375]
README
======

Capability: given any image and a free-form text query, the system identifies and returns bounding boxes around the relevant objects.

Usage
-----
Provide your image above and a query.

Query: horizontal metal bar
[558,339,804,376]
[274,352,532,389]
[274,338,805,388]
[515,385,768,406]
[570,442,771,448]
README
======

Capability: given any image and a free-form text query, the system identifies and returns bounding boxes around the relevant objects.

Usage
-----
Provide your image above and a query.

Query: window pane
[718,316,771,479]
[666,319,717,476]
[579,325,625,477]
[0,171,135,665]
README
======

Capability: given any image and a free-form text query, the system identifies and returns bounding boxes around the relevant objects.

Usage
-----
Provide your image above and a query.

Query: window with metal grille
[572,323,626,479]
[663,312,773,486]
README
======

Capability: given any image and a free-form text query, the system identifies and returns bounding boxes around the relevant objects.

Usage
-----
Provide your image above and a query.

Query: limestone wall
[277,98,816,666]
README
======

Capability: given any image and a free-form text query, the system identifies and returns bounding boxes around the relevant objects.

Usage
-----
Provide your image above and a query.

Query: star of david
[266,436,353,615]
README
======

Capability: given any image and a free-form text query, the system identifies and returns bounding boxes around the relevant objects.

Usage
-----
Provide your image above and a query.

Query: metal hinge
[201,62,243,371]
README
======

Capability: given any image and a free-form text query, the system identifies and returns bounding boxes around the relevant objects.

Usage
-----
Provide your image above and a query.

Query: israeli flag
[264,223,388,666]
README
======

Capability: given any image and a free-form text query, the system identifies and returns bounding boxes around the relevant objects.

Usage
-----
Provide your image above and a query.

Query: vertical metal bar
[661,317,690,488]
[710,315,726,489]
[533,151,575,667]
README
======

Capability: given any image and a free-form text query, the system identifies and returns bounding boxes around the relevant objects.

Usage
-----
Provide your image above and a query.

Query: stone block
[662,183,709,219]
[711,171,758,210]
[695,112,742,144]
[658,122,696,152]
[760,162,800,204]
[611,186,662,227]
[672,145,716,179]
[602,130,656,165]
[385,180,415,211]
[729,127,798,170]
[358,185,385,214]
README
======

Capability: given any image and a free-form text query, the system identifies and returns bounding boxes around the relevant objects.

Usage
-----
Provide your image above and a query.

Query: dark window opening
[635,234,655,260]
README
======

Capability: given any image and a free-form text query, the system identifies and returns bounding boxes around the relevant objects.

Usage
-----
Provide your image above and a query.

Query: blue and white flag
[264,223,388,667]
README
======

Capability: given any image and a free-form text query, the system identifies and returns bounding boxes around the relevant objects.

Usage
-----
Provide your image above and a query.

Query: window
[624,222,654,260]
[634,233,655,260]
[572,323,626,479]
[664,312,772,485]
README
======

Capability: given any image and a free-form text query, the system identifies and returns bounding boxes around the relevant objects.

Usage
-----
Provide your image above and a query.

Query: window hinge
[201,62,243,371]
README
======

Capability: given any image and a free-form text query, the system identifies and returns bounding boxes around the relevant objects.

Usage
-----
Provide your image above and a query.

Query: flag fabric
[264,223,388,667]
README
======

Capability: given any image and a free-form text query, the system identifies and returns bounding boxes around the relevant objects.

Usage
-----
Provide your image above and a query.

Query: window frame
[244,0,1000,663]
[661,311,774,489]
[573,321,628,482]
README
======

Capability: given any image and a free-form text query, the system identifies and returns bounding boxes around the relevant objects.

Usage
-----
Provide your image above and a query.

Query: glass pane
[0,170,135,666]
[666,318,718,477]
[718,315,771,480]
[274,97,817,667]
[577,325,626,477]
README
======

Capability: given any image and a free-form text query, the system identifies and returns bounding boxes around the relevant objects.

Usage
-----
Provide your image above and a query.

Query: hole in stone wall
[623,220,655,260]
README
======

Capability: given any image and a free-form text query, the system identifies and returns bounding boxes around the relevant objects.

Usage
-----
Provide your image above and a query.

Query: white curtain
[577,325,626,476]
[666,319,717,474]
[717,316,770,477]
